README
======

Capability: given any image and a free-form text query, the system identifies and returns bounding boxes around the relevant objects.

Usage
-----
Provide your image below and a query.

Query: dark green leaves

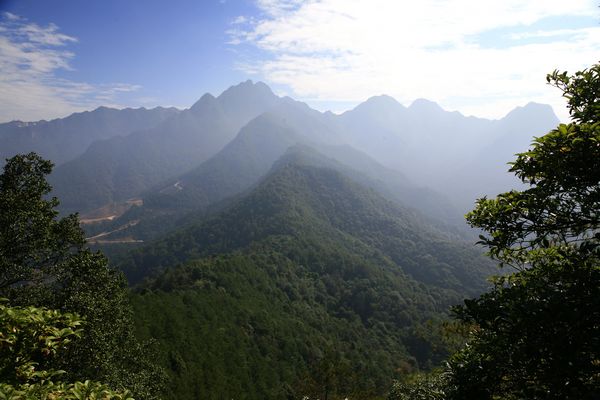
[450,63,600,399]
[0,153,164,399]
[547,65,600,124]
[0,301,134,400]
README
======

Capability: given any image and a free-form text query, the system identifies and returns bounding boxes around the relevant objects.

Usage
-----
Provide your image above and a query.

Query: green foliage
[0,301,133,400]
[123,164,493,293]
[0,153,84,291]
[449,254,599,399]
[134,253,411,399]
[448,64,600,399]
[0,153,163,399]
[387,371,448,400]
[126,162,494,399]
[467,65,600,268]
[547,64,600,124]
[0,300,82,385]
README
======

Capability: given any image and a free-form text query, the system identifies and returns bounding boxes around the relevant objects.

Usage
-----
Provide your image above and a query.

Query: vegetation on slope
[124,161,494,399]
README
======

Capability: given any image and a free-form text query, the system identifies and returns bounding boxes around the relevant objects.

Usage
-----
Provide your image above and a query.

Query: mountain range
[0,80,558,219]
[0,80,560,398]
[0,105,178,167]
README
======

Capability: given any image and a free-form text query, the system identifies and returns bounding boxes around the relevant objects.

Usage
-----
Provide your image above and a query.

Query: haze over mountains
[0,80,562,399]
[0,79,560,246]
[0,80,555,218]
[0,106,179,167]
[49,81,280,213]
[123,152,497,398]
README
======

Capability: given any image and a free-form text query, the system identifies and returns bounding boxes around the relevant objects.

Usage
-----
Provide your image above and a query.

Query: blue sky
[1,0,599,122]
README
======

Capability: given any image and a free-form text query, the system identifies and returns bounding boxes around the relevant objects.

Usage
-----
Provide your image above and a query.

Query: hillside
[146,99,457,219]
[124,160,495,399]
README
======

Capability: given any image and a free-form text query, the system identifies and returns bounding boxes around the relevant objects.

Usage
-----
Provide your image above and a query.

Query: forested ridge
[122,160,495,399]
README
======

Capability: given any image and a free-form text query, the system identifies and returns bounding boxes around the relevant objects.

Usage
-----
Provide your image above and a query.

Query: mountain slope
[123,161,492,290]
[336,97,559,210]
[144,109,306,211]
[50,81,281,213]
[124,160,494,399]
[43,81,559,216]
[448,102,560,206]
[0,106,178,166]
[147,116,454,222]
[147,99,457,217]
[91,105,462,246]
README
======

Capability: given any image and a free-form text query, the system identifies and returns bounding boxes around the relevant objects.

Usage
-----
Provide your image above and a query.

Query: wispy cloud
[0,13,141,122]
[230,0,600,120]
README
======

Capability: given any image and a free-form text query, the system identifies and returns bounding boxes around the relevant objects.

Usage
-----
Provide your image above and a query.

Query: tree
[0,154,83,292]
[445,64,600,398]
[387,372,447,400]
[0,153,164,399]
[0,300,134,399]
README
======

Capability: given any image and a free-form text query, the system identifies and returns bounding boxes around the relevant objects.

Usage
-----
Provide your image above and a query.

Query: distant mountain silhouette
[0,106,178,166]
[50,81,281,213]
[0,80,559,218]
[336,97,559,209]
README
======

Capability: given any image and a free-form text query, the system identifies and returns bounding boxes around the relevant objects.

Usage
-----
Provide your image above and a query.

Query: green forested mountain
[142,98,344,212]
[147,100,458,222]
[0,80,561,400]
[124,158,495,399]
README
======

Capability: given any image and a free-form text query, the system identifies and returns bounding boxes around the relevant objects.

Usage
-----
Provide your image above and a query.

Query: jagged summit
[218,79,276,102]
[189,92,217,112]
[346,94,404,115]
[502,101,559,123]
[409,98,445,114]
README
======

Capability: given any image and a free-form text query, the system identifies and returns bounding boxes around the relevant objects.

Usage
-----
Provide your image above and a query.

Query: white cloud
[3,12,21,21]
[231,0,600,120]
[0,13,141,122]
[232,16,248,24]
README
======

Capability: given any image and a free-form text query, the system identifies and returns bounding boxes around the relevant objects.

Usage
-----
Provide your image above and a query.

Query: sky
[0,0,599,122]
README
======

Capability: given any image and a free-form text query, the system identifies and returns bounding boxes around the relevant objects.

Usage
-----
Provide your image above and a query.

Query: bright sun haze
[1,0,598,122]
